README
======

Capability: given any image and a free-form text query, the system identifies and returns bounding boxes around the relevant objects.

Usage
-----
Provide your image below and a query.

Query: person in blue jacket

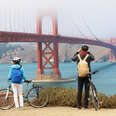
[8,57,26,109]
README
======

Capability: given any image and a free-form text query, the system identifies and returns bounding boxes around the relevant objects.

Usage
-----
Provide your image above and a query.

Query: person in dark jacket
[72,45,95,109]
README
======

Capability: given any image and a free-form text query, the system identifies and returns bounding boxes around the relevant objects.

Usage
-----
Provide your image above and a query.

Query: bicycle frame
[0,80,48,110]
[6,81,32,100]
[88,79,96,98]
[23,83,31,99]
[4,83,11,99]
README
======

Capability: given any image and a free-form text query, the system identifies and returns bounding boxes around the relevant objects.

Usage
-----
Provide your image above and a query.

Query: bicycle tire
[90,83,100,111]
[27,86,48,108]
[0,89,14,110]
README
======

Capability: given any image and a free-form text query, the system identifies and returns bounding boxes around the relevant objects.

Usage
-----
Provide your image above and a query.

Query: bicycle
[0,80,48,110]
[87,70,100,111]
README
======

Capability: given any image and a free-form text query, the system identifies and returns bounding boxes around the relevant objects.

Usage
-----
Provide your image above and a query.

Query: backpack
[77,54,89,77]
[11,66,23,84]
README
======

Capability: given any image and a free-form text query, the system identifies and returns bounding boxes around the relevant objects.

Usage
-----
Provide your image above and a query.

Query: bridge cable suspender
[71,19,87,38]
[81,17,101,41]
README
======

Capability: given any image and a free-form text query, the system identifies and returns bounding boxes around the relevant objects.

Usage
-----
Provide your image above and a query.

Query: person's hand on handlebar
[86,73,91,78]
[24,80,32,83]
[86,70,99,78]
[92,70,99,74]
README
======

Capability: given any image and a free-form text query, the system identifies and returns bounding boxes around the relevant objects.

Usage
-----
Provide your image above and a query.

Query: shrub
[45,87,77,107]
[31,87,116,108]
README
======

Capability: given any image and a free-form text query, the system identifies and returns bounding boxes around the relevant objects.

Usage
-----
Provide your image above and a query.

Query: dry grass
[31,87,116,108]
[0,87,115,108]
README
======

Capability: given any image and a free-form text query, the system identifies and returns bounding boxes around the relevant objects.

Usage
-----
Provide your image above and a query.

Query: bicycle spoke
[0,89,14,110]
[27,87,48,108]
[89,83,100,111]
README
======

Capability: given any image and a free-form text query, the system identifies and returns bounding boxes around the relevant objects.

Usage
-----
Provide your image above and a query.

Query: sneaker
[19,107,25,110]
[16,107,19,110]
[84,105,88,109]
[77,105,82,109]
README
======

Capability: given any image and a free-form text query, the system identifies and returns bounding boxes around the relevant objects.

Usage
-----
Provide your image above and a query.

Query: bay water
[0,62,116,96]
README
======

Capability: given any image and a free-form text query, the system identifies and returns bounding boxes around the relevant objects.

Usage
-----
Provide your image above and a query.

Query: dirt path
[0,106,116,116]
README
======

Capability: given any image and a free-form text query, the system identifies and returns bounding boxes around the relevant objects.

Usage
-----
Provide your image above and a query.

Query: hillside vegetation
[30,87,116,108]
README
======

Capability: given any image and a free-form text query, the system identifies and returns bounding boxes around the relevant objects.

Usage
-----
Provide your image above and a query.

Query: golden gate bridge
[0,13,116,80]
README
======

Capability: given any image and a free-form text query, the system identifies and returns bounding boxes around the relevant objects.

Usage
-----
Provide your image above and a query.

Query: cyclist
[72,45,95,109]
[8,57,26,109]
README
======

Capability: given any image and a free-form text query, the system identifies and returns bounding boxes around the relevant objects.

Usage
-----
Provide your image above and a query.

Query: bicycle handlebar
[8,80,32,84]
[24,80,32,83]
[87,70,99,76]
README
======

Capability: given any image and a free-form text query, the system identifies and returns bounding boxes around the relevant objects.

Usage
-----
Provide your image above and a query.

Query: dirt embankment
[0,106,116,116]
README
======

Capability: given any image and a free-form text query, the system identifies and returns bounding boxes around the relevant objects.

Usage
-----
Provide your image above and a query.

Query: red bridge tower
[36,14,61,80]
[109,38,116,62]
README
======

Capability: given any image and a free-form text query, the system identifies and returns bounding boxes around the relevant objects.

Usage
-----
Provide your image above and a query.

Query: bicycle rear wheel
[90,83,100,111]
[27,86,48,108]
[0,89,14,110]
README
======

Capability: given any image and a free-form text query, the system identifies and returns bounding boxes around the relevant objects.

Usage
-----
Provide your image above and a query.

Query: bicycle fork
[5,88,10,100]
[5,84,11,100]
[88,86,92,101]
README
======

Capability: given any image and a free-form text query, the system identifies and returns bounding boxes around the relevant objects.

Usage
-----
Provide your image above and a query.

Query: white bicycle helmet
[12,57,22,64]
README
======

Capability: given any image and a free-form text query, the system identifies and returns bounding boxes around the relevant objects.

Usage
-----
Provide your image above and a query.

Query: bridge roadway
[0,31,116,55]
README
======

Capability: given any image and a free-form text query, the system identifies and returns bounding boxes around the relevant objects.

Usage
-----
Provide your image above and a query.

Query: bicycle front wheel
[0,89,14,110]
[27,87,48,108]
[90,83,100,111]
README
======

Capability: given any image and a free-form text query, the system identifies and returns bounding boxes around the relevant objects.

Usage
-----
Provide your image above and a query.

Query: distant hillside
[0,43,110,63]
[0,44,37,63]
[0,44,21,58]
[59,43,109,62]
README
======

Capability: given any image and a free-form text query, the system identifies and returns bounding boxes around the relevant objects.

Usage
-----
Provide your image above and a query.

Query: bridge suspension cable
[0,8,37,33]
[71,19,87,38]
[81,17,101,41]
[70,16,101,41]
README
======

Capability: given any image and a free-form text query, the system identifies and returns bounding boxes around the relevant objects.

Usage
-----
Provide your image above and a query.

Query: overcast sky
[0,0,116,40]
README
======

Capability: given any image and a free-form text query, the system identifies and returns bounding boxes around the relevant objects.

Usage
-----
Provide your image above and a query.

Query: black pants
[77,77,89,107]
